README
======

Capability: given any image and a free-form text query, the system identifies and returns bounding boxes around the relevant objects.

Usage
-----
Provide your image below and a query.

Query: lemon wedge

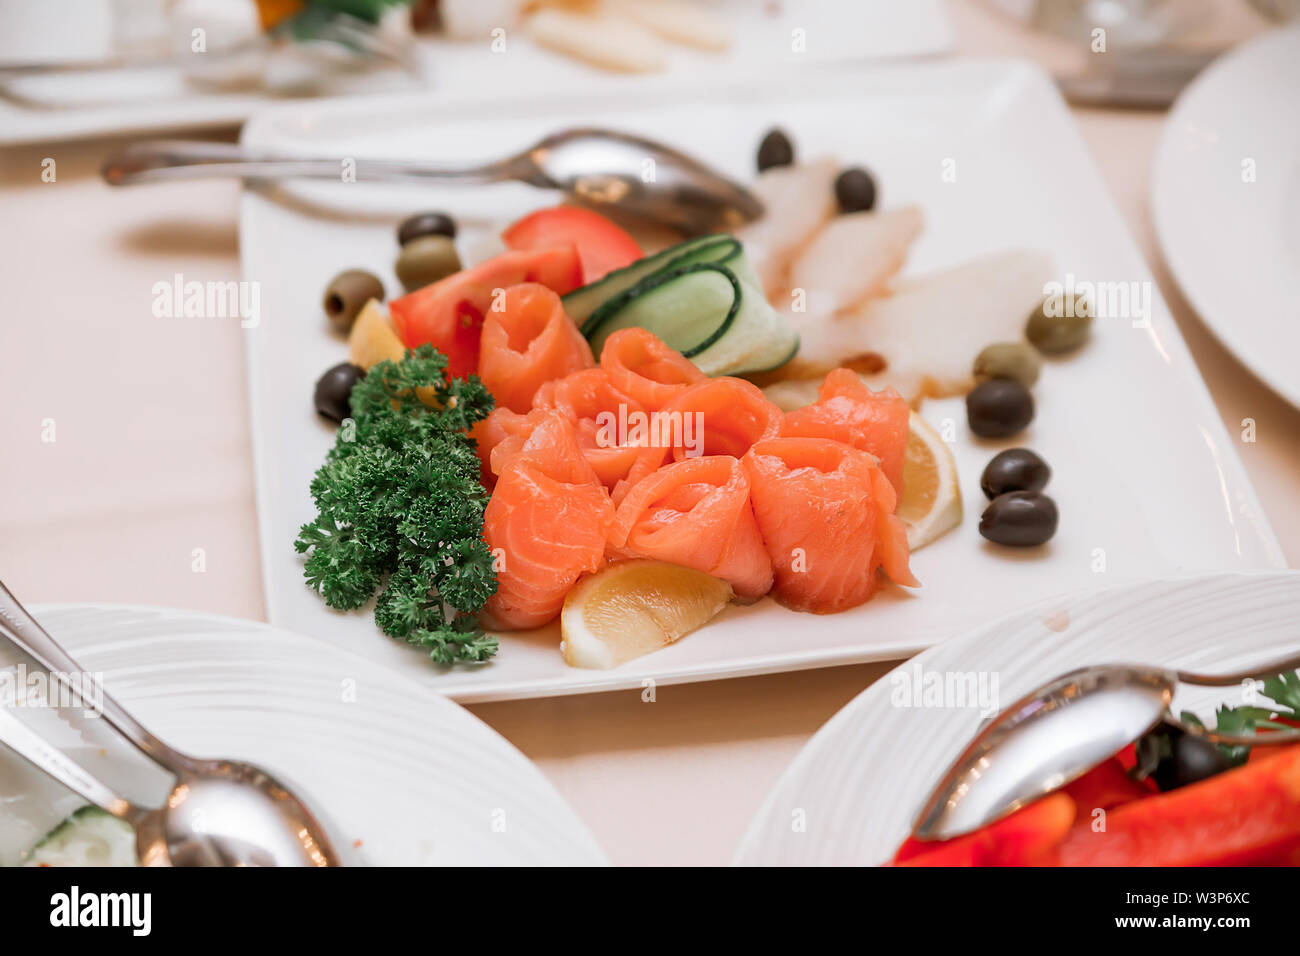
[561,560,732,669]
[899,411,962,550]
[348,299,404,370]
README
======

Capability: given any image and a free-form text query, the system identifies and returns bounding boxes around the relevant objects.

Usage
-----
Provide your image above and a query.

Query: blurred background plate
[0,0,954,145]
[1152,25,1300,408]
[732,570,1300,865]
[0,604,607,866]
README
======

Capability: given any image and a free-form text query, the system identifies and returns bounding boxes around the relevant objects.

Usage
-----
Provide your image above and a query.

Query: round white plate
[1152,26,1300,408]
[0,604,605,866]
[732,570,1300,866]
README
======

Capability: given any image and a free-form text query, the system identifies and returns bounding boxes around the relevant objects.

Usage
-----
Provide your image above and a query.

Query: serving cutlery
[101,128,765,235]
[911,652,1300,842]
[0,579,342,866]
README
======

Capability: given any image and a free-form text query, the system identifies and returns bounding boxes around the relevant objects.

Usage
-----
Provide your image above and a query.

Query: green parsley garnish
[1180,671,1300,766]
[295,345,499,664]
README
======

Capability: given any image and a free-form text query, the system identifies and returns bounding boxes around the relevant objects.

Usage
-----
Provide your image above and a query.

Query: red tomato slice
[389,246,582,379]
[502,206,643,284]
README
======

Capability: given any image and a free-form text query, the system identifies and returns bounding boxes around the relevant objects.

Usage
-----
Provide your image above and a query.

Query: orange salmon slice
[477,283,593,413]
[659,377,783,461]
[482,413,615,630]
[599,327,706,413]
[779,368,911,495]
[609,455,774,601]
[532,368,667,492]
[743,437,917,614]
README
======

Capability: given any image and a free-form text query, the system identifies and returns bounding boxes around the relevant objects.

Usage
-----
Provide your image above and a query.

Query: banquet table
[1,1,1295,865]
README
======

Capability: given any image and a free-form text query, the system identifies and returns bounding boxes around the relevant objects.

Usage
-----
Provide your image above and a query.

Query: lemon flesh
[562,560,732,669]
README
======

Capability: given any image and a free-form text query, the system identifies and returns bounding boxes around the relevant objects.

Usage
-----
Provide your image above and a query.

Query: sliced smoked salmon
[599,327,706,412]
[468,406,548,488]
[779,368,911,494]
[608,455,773,601]
[743,437,917,613]
[477,283,593,414]
[482,412,615,630]
[658,377,782,461]
[532,368,668,492]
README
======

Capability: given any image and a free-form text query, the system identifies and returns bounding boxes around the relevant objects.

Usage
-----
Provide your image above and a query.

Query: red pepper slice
[893,793,1076,867]
[1052,744,1300,866]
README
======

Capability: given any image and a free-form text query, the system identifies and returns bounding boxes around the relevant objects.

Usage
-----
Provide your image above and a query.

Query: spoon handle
[101,140,527,187]
[0,580,189,772]
[1173,649,1300,746]
[1175,650,1300,687]
[0,705,137,821]
[1179,722,1300,747]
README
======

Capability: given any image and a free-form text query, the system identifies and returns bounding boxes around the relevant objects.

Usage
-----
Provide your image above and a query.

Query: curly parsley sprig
[294,345,499,664]
[1178,671,1300,766]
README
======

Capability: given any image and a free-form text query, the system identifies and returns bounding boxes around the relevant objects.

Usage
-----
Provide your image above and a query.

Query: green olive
[323,269,384,332]
[395,235,462,292]
[1026,293,1092,353]
[973,341,1042,388]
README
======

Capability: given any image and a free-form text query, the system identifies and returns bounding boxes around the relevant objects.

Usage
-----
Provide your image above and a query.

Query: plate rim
[237,55,1284,702]
[1151,24,1300,410]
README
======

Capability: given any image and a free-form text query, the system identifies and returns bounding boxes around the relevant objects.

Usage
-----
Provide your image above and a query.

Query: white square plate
[239,59,1284,702]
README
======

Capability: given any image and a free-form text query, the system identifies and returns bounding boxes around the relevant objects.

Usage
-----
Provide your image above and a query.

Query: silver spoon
[0,580,342,866]
[100,128,765,236]
[911,653,1300,843]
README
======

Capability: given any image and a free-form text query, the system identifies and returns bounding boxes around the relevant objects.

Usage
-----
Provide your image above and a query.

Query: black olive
[1133,723,1173,783]
[979,491,1057,547]
[966,379,1034,438]
[323,269,384,332]
[314,362,364,424]
[1134,723,1229,791]
[1170,733,1230,788]
[756,129,795,172]
[397,211,457,246]
[981,448,1051,499]
[834,167,877,213]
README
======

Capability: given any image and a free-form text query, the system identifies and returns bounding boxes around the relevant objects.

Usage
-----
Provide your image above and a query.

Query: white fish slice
[735,156,839,300]
[765,248,1055,406]
[609,0,732,51]
[528,7,669,73]
[786,205,925,317]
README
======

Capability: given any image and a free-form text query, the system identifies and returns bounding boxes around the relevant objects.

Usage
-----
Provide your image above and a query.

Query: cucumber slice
[584,263,741,358]
[23,806,137,867]
[571,232,796,377]
[692,284,799,376]
[563,234,748,326]
[583,262,799,377]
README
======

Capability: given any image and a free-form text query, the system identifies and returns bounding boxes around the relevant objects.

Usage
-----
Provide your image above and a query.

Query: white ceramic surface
[1152,26,1300,408]
[732,570,1300,866]
[0,0,953,145]
[0,604,606,866]
[239,58,1284,703]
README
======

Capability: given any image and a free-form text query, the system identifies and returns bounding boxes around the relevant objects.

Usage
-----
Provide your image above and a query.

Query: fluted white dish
[733,570,1300,866]
[0,604,606,866]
